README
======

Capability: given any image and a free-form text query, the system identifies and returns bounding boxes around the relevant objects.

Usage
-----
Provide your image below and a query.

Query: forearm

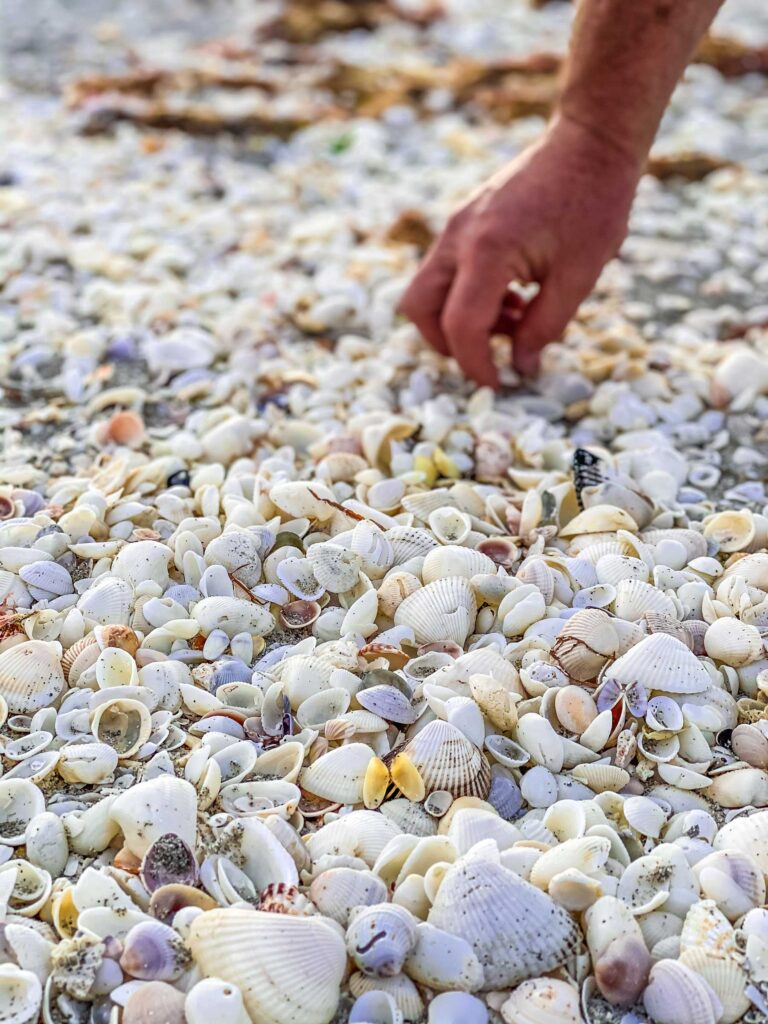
[558,0,725,165]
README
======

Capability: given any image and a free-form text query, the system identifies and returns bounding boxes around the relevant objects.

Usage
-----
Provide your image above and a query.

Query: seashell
[0,964,42,1024]
[110,777,197,859]
[0,641,65,713]
[394,577,477,646]
[703,509,756,553]
[349,990,404,1024]
[529,836,610,891]
[560,504,638,538]
[346,903,418,977]
[553,685,597,734]
[305,542,361,593]
[708,766,768,807]
[428,507,472,545]
[119,919,191,981]
[300,743,375,804]
[349,970,423,1023]
[643,958,722,1024]
[112,541,171,588]
[24,811,69,877]
[124,981,187,1024]
[570,763,630,793]
[0,780,45,845]
[0,860,51,917]
[193,597,274,638]
[422,545,495,586]
[603,632,710,694]
[428,851,581,988]
[514,715,563,772]
[731,722,768,768]
[404,721,491,798]
[185,978,250,1024]
[594,935,652,1007]
[623,795,666,838]
[311,868,389,926]
[428,992,487,1024]
[403,921,483,993]
[678,948,749,1024]
[190,908,347,1024]
[704,617,763,667]
[357,685,417,725]
[551,609,619,682]
[91,698,152,758]
[141,833,198,892]
[501,977,582,1024]
[280,599,321,630]
[469,675,518,733]
[613,579,677,621]
[693,849,765,921]
[57,742,118,784]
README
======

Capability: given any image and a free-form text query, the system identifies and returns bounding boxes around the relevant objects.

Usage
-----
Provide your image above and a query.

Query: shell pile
[4,1,768,1023]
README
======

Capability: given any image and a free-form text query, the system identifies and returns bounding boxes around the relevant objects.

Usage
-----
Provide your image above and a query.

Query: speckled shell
[0,641,65,713]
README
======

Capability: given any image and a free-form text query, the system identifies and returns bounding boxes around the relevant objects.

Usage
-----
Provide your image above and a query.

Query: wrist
[547,109,647,180]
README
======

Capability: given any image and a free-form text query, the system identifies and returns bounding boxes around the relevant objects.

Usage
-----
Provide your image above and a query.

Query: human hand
[399,115,642,386]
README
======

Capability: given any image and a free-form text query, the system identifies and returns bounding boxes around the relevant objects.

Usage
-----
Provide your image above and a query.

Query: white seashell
[24,811,69,877]
[311,867,389,925]
[307,543,363,593]
[185,978,250,1024]
[422,546,495,585]
[77,576,133,625]
[498,586,546,638]
[678,948,749,1024]
[0,780,45,846]
[623,796,666,838]
[428,992,487,1024]
[428,507,472,545]
[350,991,404,1024]
[603,633,710,694]
[613,579,677,621]
[501,977,582,1024]
[394,577,477,646]
[0,964,42,1024]
[446,809,521,856]
[515,715,564,772]
[112,541,171,588]
[0,641,65,714]
[110,777,197,859]
[708,767,768,807]
[193,597,274,638]
[300,743,374,804]
[529,836,610,891]
[190,909,347,1024]
[551,609,619,682]
[91,698,151,758]
[643,958,722,1024]
[704,617,763,667]
[427,852,581,988]
[404,921,483,992]
[349,970,423,1022]
[346,903,418,977]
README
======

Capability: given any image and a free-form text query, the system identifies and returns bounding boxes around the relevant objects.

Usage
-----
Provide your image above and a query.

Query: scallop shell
[110,776,197,859]
[570,764,630,793]
[551,609,619,682]
[428,851,581,989]
[613,579,677,621]
[394,578,477,646]
[422,546,494,585]
[346,903,418,977]
[704,617,763,668]
[78,576,133,625]
[0,641,66,714]
[300,743,375,805]
[311,868,389,926]
[501,977,582,1024]
[306,542,363,593]
[642,958,722,1024]
[124,981,187,1024]
[403,721,491,798]
[602,633,709,694]
[678,949,749,1024]
[189,909,347,1024]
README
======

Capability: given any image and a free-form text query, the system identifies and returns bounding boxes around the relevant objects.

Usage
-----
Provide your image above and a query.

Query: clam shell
[311,867,389,925]
[184,978,250,1024]
[394,578,477,646]
[428,851,581,988]
[678,949,749,1024]
[642,958,722,1024]
[346,903,418,977]
[613,578,677,621]
[120,919,191,981]
[300,743,375,805]
[189,909,347,1024]
[0,780,45,846]
[110,777,197,859]
[704,617,763,668]
[91,698,152,758]
[0,964,42,1024]
[603,633,710,694]
[356,685,416,725]
[57,742,118,784]
[560,505,638,538]
[124,981,187,1024]
[421,546,494,585]
[404,922,483,993]
[551,609,619,682]
[403,721,491,798]
[0,641,65,713]
[501,977,582,1024]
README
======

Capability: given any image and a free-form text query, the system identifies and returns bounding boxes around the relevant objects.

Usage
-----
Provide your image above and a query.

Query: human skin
[400,0,726,386]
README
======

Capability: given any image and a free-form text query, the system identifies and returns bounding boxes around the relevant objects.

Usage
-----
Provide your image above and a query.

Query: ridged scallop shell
[642,528,708,562]
[110,776,197,859]
[394,578,477,646]
[603,632,709,694]
[384,526,439,565]
[299,743,375,805]
[704,617,763,668]
[346,903,418,977]
[570,764,630,793]
[678,949,749,1024]
[403,721,490,798]
[349,971,423,1023]
[421,545,495,585]
[613,579,677,621]
[643,958,722,1024]
[0,641,66,714]
[311,868,389,925]
[551,609,619,682]
[501,977,582,1024]
[305,811,401,868]
[124,981,187,1024]
[428,852,581,988]
[190,909,347,1024]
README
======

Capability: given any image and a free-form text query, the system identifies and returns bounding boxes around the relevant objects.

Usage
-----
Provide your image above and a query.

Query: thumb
[512,273,589,376]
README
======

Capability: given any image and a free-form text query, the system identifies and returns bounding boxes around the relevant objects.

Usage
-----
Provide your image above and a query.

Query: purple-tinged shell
[119,920,191,981]
[280,599,321,630]
[487,765,523,819]
[140,833,199,893]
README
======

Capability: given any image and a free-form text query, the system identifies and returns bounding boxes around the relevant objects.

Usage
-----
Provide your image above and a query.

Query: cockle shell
[119,919,191,981]
[603,632,710,694]
[0,641,65,713]
[428,850,581,988]
[189,909,347,1024]
[305,811,402,869]
[310,868,389,925]
[57,742,118,784]
[421,546,494,585]
[346,903,418,977]
[704,617,763,667]
[124,980,187,1024]
[678,948,750,1024]
[403,721,490,798]
[501,977,582,1024]
[642,958,722,1024]
[394,577,477,646]
[300,743,375,804]
[551,609,619,682]
[613,579,677,621]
